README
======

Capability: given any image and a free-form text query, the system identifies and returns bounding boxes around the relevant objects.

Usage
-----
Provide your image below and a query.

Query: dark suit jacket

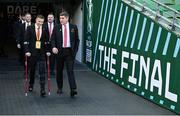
[51,23,79,58]
[24,24,49,59]
[16,23,25,45]
[16,22,33,45]
[13,20,22,42]
[43,22,56,40]
[43,22,57,50]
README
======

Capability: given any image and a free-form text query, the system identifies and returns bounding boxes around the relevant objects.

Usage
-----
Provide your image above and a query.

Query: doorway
[0,0,83,62]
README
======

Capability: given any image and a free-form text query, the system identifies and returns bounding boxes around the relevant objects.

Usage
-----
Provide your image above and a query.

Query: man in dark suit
[44,13,56,75]
[24,15,50,97]
[51,11,79,97]
[16,13,32,65]
[14,13,25,41]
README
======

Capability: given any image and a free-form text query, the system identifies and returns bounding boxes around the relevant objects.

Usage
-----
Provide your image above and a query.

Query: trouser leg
[56,56,64,89]
[38,60,46,90]
[29,57,36,86]
[65,49,77,90]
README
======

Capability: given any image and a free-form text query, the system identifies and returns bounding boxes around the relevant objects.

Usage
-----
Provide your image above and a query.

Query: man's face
[60,16,68,25]
[47,14,54,23]
[36,17,44,27]
[26,14,31,22]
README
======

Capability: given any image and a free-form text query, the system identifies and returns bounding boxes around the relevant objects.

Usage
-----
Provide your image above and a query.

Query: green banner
[84,0,180,114]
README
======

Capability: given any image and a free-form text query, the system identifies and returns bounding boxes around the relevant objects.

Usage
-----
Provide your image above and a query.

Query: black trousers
[29,56,46,86]
[50,53,56,73]
[56,48,77,90]
[17,44,25,65]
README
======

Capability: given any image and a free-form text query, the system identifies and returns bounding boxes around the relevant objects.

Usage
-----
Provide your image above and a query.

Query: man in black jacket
[44,13,56,75]
[51,11,79,97]
[24,15,50,97]
[16,13,32,65]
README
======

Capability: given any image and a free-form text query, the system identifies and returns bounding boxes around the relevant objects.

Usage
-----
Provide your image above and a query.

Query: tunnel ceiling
[0,0,82,18]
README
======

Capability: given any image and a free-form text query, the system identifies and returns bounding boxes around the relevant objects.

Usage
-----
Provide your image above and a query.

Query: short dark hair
[36,15,44,19]
[59,11,69,18]
[48,13,54,16]
[21,13,25,17]
[25,12,31,16]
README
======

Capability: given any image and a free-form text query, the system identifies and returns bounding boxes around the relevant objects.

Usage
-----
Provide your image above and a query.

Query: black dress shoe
[40,90,46,97]
[57,89,63,94]
[70,90,77,98]
[28,85,33,92]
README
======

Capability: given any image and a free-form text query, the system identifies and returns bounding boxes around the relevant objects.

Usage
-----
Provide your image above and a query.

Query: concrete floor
[0,56,176,115]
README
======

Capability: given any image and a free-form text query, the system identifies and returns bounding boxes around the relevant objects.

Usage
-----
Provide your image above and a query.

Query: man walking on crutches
[24,15,50,97]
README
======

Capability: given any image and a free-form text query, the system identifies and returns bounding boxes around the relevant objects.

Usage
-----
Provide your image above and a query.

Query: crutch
[25,55,28,96]
[47,54,51,95]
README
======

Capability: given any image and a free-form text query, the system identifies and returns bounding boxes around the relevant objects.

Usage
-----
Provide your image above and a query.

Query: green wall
[84,0,180,114]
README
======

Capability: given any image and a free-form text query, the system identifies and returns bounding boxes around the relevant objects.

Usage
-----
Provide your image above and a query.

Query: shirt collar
[26,21,31,24]
[48,22,53,25]
[63,22,69,27]
[35,24,42,29]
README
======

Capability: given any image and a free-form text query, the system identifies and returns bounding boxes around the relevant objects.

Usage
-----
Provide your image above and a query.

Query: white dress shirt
[25,22,31,30]
[62,22,70,48]
[48,22,54,38]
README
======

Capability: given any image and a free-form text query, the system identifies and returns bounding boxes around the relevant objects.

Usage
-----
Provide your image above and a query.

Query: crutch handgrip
[46,52,51,56]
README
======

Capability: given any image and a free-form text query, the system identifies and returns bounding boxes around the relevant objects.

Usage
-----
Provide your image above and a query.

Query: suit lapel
[32,25,37,40]
[46,23,50,38]
[60,25,63,39]
[23,23,26,32]
[41,27,45,40]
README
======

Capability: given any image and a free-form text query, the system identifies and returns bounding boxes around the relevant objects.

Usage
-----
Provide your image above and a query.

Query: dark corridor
[0,0,81,58]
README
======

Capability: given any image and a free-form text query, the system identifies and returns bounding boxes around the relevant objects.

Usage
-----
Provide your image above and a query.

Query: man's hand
[52,47,58,54]
[17,44,21,49]
[25,52,31,57]
[46,52,51,56]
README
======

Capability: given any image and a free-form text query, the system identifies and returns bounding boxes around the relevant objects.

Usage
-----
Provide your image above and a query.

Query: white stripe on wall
[119,6,128,46]
[162,32,171,55]
[93,0,106,69]
[137,18,147,50]
[109,0,118,44]
[153,27,162,53]
[173,38,180,58]
[100,0,110,42]
[104,0,114,43]
[130,13,140,48]
[124,10,134,47]
[114,3,123,45]
[145,22,154,51]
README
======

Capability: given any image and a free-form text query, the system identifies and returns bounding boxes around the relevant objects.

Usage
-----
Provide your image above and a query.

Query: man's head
[19,13,25,21]
[25,13,31,23]
[35,15,45,27]
[59,11,69,25]
[47,13,54,23]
